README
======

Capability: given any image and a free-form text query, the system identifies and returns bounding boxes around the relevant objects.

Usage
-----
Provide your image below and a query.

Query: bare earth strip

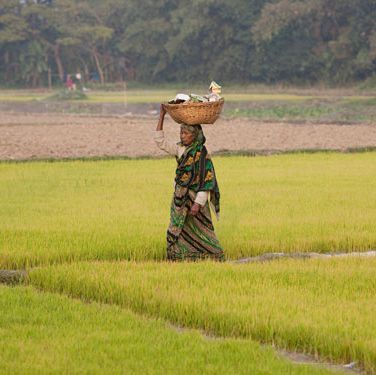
[0,112,375,160]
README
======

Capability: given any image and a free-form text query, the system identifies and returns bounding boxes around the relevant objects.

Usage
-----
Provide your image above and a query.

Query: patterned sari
[166,131,224,261]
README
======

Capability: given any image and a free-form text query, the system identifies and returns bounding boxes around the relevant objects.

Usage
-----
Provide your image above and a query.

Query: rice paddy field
[3,286,331,374]
[0,87,375,123]
[28,257,376,373]
[1,152,375,268]
[1,91,376,373]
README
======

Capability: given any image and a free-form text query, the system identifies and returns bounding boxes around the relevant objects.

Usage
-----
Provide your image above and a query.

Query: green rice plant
[29,257,376,373]
[344,98,376,107]
[67,92,316,104]
[1,88,374,123]
[0,87,373,105]
[0,90,316,103]
[46,89,88,101]
[1,286,329,374]
[0,95,47,101]
[225,106,333,120]
[1,152,375,268]
[225,96,376,123]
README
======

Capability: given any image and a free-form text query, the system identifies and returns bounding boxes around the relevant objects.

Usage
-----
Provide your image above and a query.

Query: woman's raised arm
[154,104,179,156]
[156,104,166,131]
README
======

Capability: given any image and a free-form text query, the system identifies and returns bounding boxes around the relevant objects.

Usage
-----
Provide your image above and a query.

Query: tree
[56,1,113,84]
[19,40,48,86]
[252,0,376,83]
[0,0,28,84]
[0,0,374,86]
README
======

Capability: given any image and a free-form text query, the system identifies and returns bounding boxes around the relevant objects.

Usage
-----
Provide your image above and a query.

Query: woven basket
[164,98,224,125]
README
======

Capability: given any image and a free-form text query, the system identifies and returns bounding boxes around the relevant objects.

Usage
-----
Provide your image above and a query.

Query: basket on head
[164,98,224,125]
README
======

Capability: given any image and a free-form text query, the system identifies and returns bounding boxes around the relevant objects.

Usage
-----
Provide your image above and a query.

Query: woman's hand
[190,202,201,216]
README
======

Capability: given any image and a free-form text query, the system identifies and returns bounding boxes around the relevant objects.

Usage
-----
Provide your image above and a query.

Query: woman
[154,104,224,261]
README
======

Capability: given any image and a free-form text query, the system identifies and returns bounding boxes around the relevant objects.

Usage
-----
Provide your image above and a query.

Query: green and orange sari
[166,130,224,261]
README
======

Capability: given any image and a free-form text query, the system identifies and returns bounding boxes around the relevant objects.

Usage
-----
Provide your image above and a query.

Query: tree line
[0,0,375,87]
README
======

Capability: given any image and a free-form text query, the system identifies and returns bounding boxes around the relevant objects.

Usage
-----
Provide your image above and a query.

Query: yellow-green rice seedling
[1,152,375,268]
[0,286,330,375]
[0,89,316,103]
[29,257,376,373]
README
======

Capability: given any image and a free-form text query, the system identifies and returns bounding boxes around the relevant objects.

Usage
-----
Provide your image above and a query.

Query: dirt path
[0,112,375,160]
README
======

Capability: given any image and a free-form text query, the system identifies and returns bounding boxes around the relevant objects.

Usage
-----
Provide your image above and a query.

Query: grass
[225,105,333,120]
[1,151,374,373]
[225,97,376,123]
[28,257,376,373]
[1,286,330,374]
[1,152,375,268]
[0,90,316,103]
[0,88,373,103]
[1,88,374,123]
[46,89,88,101]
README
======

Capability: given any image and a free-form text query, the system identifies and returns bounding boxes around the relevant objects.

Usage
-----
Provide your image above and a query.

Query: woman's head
[180,124,204,146]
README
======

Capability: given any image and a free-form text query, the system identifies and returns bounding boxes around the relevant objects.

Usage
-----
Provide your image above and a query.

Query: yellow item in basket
[208,81,222,101]
[209,81,222,94]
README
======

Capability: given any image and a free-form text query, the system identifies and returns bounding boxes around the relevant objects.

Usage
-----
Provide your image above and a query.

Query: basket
[164,98,224,125]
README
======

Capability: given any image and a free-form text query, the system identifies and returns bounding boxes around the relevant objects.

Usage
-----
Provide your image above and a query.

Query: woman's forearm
[156,104,166,130]
[156,114,164,130]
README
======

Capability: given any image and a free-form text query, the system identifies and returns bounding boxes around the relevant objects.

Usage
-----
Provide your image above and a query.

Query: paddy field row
[0,88,374,123]
[1,151,375,373]
[2,286,332,374]
[1,152,375,268]
[27,257,376,373]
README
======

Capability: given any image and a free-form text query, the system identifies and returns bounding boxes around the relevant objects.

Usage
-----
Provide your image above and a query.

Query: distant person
[66,75,73,90]
[154,104,224,261]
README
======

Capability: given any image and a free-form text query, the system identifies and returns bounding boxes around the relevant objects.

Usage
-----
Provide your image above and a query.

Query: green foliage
[0,1,28,43]
[46,89,88,100]
[225,97,376,123]
[252,0,376,83]
[359,74,376,89]
[0,0,375,86]
[18,41,48,86]
[226,105,333,120]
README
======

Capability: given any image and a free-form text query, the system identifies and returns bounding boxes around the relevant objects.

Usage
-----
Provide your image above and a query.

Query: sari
[166,127,224,261]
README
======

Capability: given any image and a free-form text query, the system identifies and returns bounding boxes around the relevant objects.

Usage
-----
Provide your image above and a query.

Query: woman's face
[180,128,195,146]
